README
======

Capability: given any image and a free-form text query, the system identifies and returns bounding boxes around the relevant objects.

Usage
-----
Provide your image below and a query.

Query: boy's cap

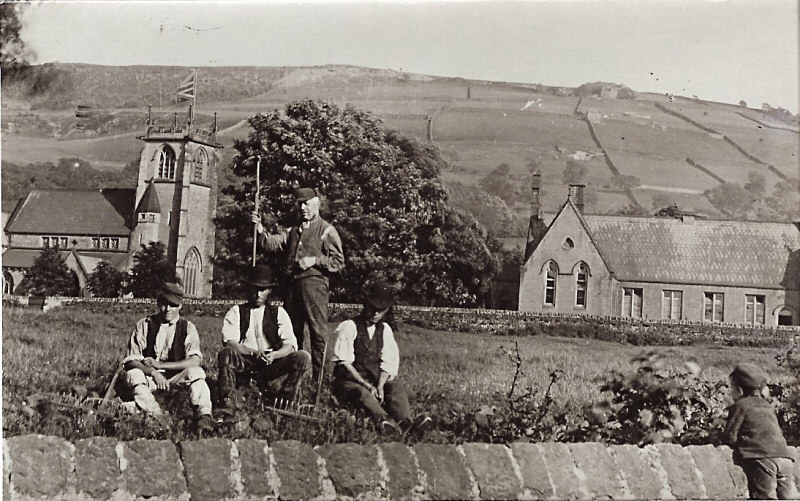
[159,282,184,306]
[730,363,767,390]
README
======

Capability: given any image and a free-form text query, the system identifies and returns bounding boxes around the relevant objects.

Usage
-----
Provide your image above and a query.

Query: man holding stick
[251,187,345,391]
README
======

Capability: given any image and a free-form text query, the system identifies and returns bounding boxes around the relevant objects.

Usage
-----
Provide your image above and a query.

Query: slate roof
[5,189,134,235]
[2,248,71,269]
[2,248,129,271]
[135,183,161,213]
[581,214,800,289]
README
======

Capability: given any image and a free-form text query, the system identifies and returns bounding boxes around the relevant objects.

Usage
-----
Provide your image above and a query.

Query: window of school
[703,292,724,322]
[575,263,588,307]
[744,295,765,324]
[622,287,643,317]
[661,290,682,320]
[544,261,558,306]
[157,146,177,179]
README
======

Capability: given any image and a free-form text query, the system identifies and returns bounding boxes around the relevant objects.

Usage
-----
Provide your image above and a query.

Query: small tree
[125,242,178,298]
[87,260,124,297]
[23,245,79,296]
[744,172,766,197]
[563,159,586,184]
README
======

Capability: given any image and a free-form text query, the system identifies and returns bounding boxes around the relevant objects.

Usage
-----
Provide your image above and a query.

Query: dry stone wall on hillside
[6,434,800,500]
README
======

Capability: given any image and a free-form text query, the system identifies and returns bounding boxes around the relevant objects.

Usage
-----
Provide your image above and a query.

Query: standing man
[122,282,213,433]
[217,264,311,404]
[251,187,345,386]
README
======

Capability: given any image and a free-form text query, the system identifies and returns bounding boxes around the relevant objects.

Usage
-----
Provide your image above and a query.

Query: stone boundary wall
[5,435,800,500]
[582,118,643,211]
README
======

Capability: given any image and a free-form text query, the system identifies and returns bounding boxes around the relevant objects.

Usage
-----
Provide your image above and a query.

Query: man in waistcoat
[251,187,345,386]
[331,282,431,437]
[122,282,213,432]
[217,264,311,405]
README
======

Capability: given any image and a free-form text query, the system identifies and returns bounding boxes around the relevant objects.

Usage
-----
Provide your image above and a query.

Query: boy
[723,362,798,499]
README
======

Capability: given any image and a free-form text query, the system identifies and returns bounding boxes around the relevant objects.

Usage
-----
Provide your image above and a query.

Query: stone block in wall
[378,443,419,500]
[414,444,473,500]
[270,440,320,500]
[121,439,187,499]
[687,445,741,499]
[318,443,382,499]
[716,445,749,498]
[655,443,705,499]
[537,442,589,499]
[7,435,75,499]
[75,437,120,500]
[510,442,554,499]
[569,442,630,499]
[180,439,234,501]
[462,443,521,500]
[235,439,275,498]
[612,444,671,500]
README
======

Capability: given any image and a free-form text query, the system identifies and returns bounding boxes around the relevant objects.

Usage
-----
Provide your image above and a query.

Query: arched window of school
[157,145,177,179]
[575,262,589,307]
[183,247,202,297]
[544,261,558,306]
[193,148,208,183]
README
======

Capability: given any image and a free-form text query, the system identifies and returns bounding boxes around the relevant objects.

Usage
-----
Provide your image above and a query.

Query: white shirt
[332,319,399,378]
[221,304,297,352]
[123,317,203,364]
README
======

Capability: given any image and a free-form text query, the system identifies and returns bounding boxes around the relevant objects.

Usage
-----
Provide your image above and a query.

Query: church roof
[581,214,800,290]
[2,248,129,271]
[135,183,161,213]
[5,189,134,236]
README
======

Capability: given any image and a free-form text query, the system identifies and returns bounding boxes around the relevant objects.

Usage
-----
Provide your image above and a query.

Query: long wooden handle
[252,157,261,266]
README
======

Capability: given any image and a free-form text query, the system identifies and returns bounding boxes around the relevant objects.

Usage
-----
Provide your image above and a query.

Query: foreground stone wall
[5,435,800,500]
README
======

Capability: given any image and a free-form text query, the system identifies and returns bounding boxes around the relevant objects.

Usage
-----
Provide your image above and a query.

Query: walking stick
[252,156,261,267]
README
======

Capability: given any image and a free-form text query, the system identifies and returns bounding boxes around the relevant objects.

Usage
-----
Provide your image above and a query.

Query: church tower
[131,111,222,298]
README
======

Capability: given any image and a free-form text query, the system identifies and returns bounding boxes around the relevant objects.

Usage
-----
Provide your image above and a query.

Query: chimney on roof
[568,184,585,213]
[530,170,542,220]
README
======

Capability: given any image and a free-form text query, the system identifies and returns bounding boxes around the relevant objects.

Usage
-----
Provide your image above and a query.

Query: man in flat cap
[122,282,213,432]
[217,264,311,404]
[251,187,345,388]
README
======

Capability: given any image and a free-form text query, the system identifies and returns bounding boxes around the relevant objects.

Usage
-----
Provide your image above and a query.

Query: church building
[2,113,221,298]
[518,174,800,326]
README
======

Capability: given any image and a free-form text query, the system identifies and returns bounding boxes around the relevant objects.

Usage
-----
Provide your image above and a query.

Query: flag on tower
[177,70,196,102]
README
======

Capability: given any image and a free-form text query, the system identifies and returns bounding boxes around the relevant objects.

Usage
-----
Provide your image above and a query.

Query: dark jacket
[723,396,794,464]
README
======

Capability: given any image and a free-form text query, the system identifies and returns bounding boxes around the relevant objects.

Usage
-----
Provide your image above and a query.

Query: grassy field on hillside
[3,303,796,445]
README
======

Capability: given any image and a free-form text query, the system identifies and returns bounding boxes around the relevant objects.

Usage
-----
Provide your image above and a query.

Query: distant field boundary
[736,111,800,133]
[654,103,791,184]
[583,118,643,210]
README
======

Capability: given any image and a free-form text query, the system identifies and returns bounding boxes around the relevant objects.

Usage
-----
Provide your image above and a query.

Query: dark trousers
[285,275,329,382]
[217,346,311,400]
[333,378,411,422]
[739,457,799,499]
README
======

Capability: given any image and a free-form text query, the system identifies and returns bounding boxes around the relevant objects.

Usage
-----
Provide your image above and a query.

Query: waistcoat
[237,303,281,350]
[143,316,188,362]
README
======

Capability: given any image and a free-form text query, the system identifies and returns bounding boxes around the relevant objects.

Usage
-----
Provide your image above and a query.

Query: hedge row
[5,296,797,349]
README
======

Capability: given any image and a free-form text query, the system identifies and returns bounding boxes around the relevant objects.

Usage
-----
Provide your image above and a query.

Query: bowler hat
[730,362,768,390]
[365,282,395,310]
[159,282,184,306]
[244,264,277,288]
[294,187,317,202]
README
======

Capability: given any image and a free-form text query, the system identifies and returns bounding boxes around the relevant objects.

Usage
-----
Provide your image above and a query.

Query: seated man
[217,265,311,404]
[332,282,430,436]
[122,282,213,432]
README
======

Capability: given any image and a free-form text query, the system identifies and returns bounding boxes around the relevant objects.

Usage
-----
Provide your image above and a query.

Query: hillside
[2,63,799,232]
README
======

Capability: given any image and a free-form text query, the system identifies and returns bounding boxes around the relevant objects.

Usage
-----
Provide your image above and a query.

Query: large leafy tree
[1,3,33,73]
[23,246,79,296]
[217,99,498,306]
[87,260,124,298]
[125,242,178,298]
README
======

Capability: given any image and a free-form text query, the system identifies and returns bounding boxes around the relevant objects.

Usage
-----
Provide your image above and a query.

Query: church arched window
[3,271,14,295]
[183,247,202,297]
[157,145,177,179]
[575,263,589,307]
[193,148,208,183]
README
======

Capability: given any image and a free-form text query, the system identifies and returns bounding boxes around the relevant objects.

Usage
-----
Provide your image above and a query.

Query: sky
[18,0,800,112]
